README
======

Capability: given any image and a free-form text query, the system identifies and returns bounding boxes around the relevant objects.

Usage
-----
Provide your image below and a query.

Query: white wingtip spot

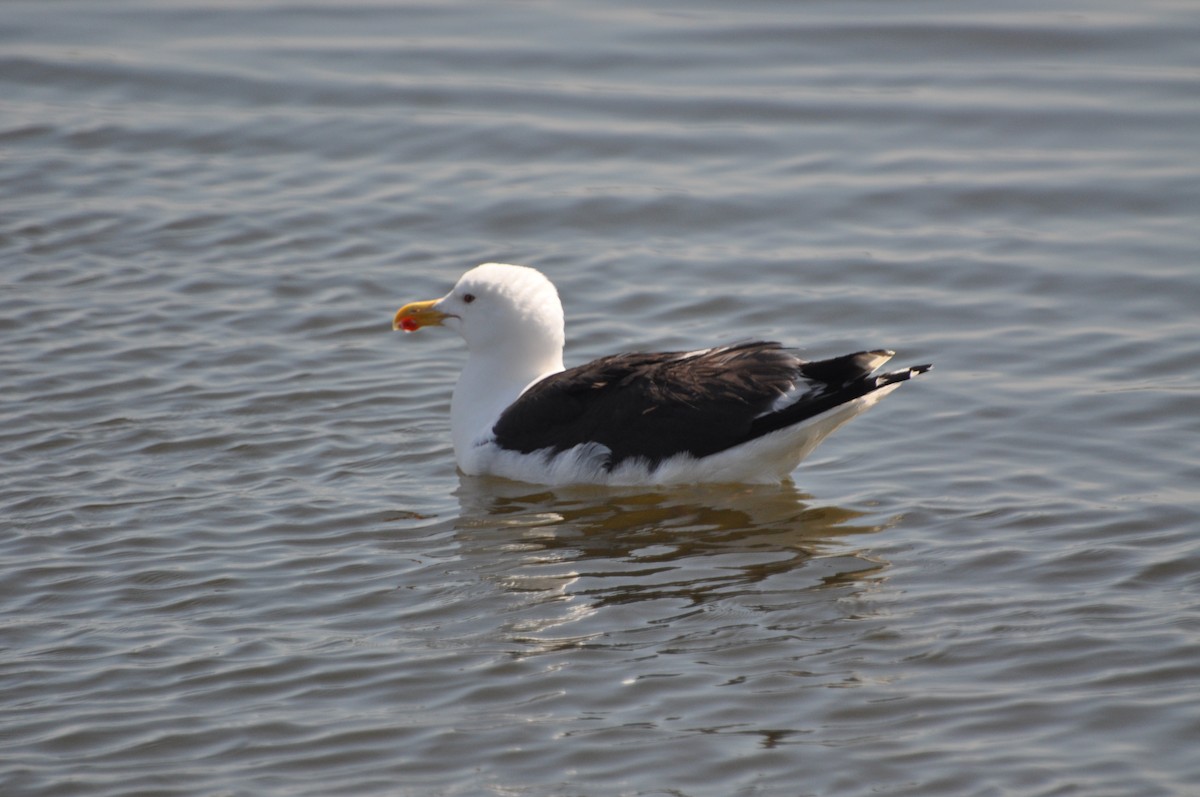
[862,350,895,372]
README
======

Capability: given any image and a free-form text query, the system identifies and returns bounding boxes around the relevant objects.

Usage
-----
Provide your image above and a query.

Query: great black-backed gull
[393,263,930,485]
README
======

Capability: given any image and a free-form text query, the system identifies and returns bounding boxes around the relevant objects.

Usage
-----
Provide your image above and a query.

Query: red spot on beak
[399,317,420,332]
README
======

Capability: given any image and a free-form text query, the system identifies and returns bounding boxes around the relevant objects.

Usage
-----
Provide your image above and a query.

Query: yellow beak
[393,299,449,332]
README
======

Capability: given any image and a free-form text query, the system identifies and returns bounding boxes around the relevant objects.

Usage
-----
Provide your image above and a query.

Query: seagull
[393,263,929,485]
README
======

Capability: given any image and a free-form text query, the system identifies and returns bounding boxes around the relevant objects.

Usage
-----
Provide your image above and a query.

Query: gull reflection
[451,476,890,609]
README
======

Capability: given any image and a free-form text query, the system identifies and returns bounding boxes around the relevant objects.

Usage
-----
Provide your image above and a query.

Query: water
[3,1,1199,795]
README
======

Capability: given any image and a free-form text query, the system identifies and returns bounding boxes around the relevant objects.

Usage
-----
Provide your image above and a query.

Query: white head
[394,262,566,371]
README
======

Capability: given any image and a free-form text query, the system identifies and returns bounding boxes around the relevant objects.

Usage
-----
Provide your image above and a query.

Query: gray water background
[2,1,1199,795]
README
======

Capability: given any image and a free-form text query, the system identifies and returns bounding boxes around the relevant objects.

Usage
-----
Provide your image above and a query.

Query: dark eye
[462,293,475,304]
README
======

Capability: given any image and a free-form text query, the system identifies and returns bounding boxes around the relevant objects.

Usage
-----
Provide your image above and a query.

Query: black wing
[491,341,928,471]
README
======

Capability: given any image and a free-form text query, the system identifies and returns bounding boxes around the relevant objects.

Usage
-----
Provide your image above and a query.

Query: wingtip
[860,349,896,371]
[875,362,932,388]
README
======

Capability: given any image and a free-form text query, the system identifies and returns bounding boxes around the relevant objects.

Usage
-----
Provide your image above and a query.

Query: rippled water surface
[3,1,1199,795]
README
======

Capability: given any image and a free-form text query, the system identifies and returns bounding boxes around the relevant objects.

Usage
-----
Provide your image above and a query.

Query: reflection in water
[451,476,891,610]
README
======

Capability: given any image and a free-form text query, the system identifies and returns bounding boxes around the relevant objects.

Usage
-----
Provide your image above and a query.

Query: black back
[491,341,905,470]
